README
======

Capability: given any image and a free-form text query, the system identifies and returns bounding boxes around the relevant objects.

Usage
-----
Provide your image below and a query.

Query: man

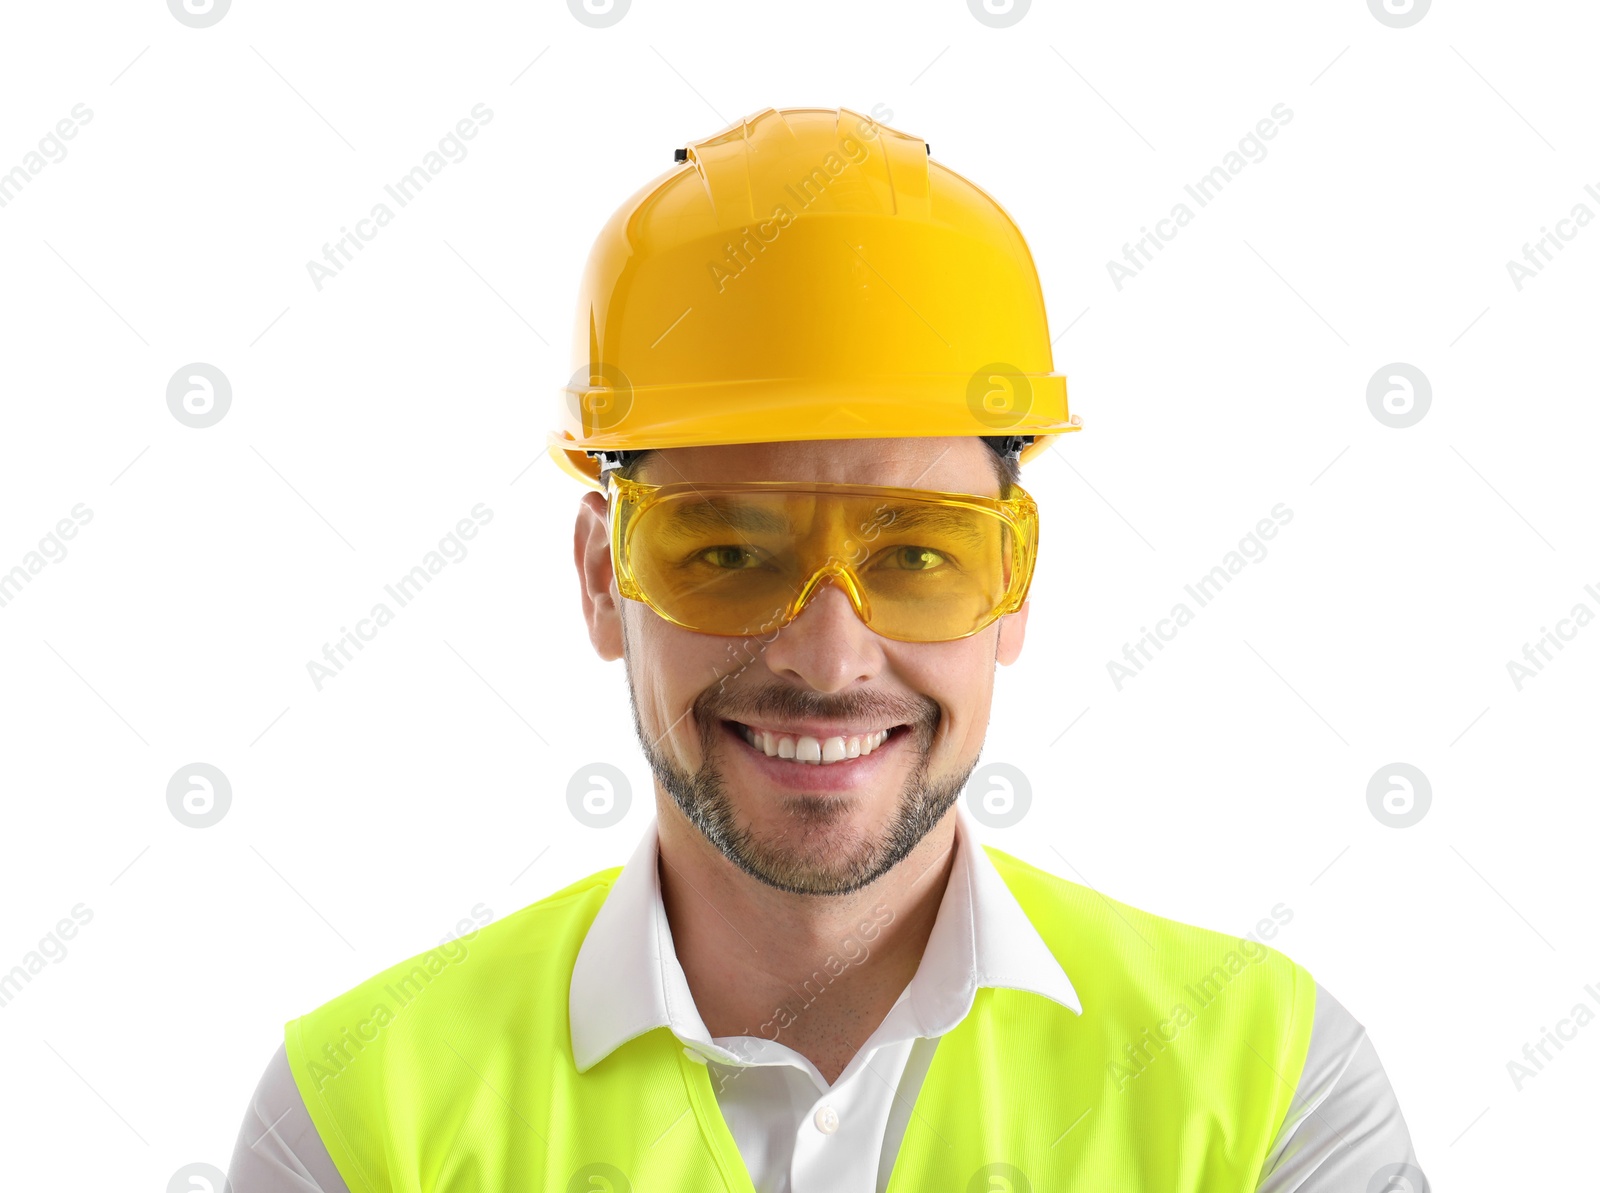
[228,107,1426,1192]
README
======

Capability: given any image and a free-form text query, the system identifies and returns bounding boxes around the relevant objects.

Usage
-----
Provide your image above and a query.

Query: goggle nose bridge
[783,558,874,631]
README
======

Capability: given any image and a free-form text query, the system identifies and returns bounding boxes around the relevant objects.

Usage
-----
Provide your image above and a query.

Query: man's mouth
[721,720,906,766]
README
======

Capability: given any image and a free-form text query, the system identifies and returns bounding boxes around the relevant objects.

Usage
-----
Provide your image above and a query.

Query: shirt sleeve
[1255,981,1428,1193]
[226,1041,352,1193]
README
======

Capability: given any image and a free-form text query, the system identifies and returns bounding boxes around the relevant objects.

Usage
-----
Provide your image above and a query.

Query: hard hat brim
[547,374,1075,490]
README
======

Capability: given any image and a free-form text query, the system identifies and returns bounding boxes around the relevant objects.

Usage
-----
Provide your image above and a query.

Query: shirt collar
[569,800,1081,1074]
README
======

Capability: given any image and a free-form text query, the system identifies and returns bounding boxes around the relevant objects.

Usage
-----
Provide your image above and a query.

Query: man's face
[573,436,1029,897]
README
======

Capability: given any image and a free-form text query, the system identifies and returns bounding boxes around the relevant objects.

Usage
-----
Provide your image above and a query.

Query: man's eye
[696,546,762,569]
[884,546,947,571]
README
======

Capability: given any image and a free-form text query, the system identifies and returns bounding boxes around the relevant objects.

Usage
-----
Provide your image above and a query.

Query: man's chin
[703,782,891,894]
[712,783,967,898]
[644,712,965,896]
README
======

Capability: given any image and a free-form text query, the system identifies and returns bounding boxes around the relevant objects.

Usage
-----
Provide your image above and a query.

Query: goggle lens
[613,481,1037,643]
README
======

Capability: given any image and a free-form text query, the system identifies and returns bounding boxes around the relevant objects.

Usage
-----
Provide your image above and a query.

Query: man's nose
[755,575,884,694]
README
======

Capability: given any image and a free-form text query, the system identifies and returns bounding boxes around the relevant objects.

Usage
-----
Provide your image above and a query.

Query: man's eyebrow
[660,497,995,545]
[661,499,789,537]
[870,504,992,546]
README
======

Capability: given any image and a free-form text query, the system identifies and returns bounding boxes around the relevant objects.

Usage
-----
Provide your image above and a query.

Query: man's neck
[655,806,959,1085]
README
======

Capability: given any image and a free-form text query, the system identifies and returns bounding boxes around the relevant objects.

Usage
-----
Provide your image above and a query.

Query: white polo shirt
[228,802,1423,1192]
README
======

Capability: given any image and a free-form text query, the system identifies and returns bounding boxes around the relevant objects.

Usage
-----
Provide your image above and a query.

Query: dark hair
[601,436,1025,496]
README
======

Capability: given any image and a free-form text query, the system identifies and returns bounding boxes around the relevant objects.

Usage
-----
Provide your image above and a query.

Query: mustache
[698,683,938,736]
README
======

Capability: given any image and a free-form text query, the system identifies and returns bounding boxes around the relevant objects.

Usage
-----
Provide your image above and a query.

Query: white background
[1,0,1593,1188]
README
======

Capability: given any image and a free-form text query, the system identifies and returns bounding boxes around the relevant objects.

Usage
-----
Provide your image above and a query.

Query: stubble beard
[621,619,977,897]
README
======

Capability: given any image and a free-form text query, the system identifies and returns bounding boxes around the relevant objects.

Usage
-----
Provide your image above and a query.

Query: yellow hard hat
[547,106,1079,491]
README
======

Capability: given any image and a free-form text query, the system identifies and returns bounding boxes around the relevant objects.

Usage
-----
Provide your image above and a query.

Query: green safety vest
[284,845,1316,1192]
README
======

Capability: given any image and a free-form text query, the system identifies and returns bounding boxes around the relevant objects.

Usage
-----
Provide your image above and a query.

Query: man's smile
[718,718,910,792]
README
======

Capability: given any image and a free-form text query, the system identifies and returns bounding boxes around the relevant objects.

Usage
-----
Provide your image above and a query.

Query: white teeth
[736,724,892,765]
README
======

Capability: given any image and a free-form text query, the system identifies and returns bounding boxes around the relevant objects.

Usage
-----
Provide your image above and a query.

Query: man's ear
[574,491,624,661]
[996,598,1029,666]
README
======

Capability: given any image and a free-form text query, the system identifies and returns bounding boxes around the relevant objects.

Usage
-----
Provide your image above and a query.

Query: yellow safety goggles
[606,473,1039,643]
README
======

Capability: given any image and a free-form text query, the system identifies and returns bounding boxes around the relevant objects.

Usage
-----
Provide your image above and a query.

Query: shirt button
[813,1104,840,1134]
